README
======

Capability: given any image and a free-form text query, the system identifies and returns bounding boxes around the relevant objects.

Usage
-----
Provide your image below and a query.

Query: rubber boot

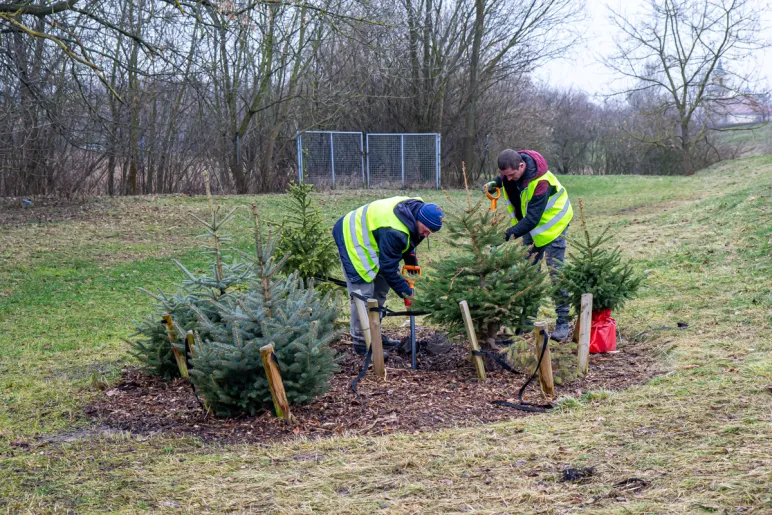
[551,317,571,342]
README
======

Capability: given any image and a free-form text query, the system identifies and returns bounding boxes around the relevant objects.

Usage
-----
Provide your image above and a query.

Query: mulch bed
[84,329,660,444]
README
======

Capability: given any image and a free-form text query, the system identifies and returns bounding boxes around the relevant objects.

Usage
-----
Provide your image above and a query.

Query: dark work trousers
[522,228,570,321]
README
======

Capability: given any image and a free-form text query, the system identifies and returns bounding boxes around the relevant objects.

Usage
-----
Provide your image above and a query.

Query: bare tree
[462,0,583,172]
[546,89,598,174]
[605,0,769,175]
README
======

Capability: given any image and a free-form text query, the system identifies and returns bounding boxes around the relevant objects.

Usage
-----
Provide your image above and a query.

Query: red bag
[589,309,617,354]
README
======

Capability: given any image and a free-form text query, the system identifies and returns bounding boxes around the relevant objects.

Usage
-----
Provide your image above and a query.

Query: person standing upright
[483,149,573,341]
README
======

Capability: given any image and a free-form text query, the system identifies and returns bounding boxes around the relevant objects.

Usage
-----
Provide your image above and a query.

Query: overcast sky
[533,0,772,97]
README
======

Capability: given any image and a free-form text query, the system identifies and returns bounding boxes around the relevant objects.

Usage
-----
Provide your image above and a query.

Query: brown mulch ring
[84,329,660,444]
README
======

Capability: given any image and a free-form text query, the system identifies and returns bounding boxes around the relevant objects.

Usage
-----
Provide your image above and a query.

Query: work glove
[403,251,418,267]
[404,297,412,308]
[504,226,518,242]
[482,181,498,194]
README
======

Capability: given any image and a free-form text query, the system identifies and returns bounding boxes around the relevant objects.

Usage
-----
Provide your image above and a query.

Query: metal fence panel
[297,131,440,189]
[297,131,364,188]
[367,133,440,189]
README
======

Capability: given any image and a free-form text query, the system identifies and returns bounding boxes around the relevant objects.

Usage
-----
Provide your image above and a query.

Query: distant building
[713,96,770,127]
[708,61,770,127]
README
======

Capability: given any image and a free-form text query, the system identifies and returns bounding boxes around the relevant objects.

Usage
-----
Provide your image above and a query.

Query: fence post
[435,134,441,189]
[329,132,335,189]
[365,134,371,188]
[360,132,365,188]
[296,131,303,183]
[401,134,405,188]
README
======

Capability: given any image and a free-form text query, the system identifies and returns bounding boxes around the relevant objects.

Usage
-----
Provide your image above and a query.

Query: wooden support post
[533,322,554,397]
[259,344,295,422]
[577,293,593,375]
[162,313,189,378]
[459,300,486,381]
[367,299,386,378]
[354,297,372,350]
[185,330,196,357]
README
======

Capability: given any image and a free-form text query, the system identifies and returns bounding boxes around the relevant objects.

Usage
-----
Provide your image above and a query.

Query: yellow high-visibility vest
[342,196,421,282]
[503,171,572,247]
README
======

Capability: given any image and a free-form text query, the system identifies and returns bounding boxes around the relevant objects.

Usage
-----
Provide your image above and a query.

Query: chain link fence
[297,131,440,189]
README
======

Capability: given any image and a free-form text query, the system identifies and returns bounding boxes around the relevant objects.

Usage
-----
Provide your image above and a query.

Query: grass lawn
[1,155,770,513]
[715,123,772,157]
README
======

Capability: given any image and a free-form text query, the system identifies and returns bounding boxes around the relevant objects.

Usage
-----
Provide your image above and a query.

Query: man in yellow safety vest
[332,197,444,355]
[484,149,573,341]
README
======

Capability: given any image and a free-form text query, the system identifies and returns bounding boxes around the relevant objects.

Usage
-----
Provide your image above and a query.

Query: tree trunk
[681,123,694,175]
[230,139,248,193]
[421,0,434,131]
[463,0,484,174]
[406,0,421,128]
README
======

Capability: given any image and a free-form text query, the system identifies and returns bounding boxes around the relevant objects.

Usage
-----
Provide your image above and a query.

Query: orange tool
[485,187,501,211]
[401,265,422,288]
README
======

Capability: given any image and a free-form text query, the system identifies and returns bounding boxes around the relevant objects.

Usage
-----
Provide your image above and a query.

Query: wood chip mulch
[84,329,660,444]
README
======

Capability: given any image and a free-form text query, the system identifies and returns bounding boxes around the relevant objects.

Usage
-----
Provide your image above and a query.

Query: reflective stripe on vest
[502,171,573,247]
[342,196,420,283]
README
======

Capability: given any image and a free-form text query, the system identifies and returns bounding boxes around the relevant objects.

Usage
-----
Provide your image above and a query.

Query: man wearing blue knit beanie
[332,197,443,355]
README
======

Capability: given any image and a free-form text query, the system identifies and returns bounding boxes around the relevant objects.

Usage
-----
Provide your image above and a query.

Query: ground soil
[84,329,660,445]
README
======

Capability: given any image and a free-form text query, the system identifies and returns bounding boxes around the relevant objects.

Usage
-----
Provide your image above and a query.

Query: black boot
[352,342,389,360]
[551,317,571,342]
[381,334,401,350]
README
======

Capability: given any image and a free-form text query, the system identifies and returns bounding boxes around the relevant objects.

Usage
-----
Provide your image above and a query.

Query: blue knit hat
[417,203,444,232]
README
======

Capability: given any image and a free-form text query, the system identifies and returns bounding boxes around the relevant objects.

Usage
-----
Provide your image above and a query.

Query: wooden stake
[577,293,593,375]
[367,299,386,378]
[533,322,554,397]
[459,300,486,381]
[162,313,189,378]
[354,297,372,350]
[259,344,295,422]
[185,330,196,357]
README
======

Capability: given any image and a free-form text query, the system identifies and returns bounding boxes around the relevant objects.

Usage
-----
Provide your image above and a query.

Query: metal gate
[366,133,441,189]
[296,131,365,188]
[297,131,441,189]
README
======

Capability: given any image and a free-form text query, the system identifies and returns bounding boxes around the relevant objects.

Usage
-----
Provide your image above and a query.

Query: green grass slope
[1,155,770,513]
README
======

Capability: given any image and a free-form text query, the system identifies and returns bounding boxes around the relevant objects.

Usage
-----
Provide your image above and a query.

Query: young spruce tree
[131,176,340,416]
[555,199,643,313]
[413,167,549,350]
[129,184,249,379]
[275,181,338,284]
[187,205,340,417]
